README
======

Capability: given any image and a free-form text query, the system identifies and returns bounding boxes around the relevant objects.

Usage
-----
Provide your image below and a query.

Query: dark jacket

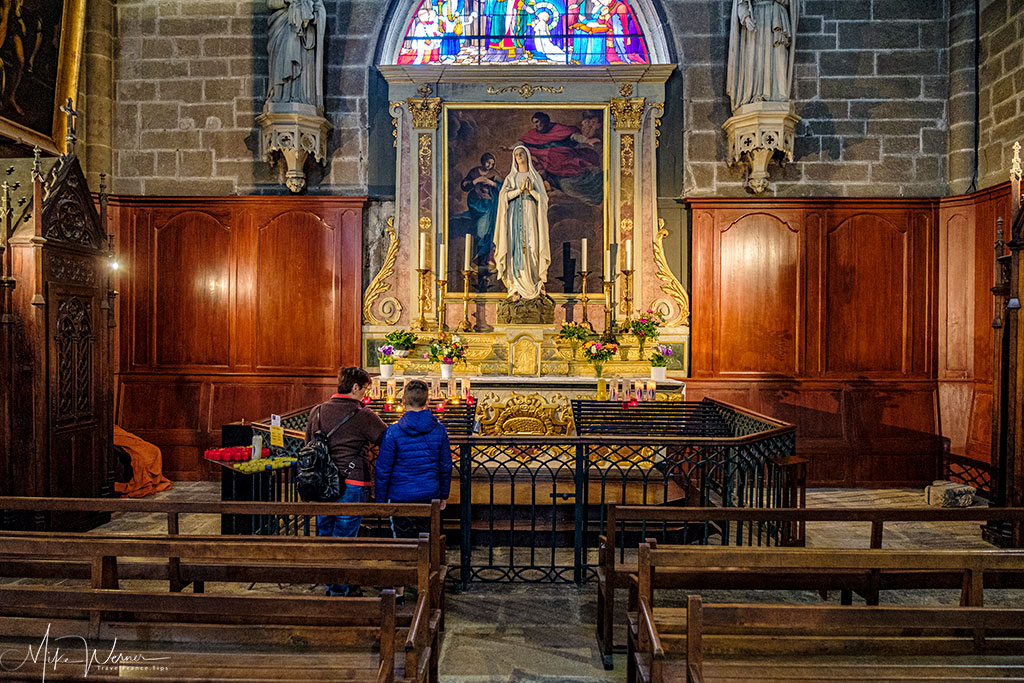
[374,409,452,503]
[304,396,387,485]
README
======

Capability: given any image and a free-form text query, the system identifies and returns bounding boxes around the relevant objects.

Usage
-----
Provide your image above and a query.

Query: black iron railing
[238,398,798,584]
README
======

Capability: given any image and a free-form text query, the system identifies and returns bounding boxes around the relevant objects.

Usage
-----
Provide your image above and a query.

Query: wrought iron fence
[239,398,798,584]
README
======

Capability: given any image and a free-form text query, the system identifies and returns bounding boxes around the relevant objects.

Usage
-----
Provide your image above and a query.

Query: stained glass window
[397,0,649,66]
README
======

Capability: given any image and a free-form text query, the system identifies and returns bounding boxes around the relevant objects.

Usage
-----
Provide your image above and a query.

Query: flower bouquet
[425,333,468,379]
[384,329,417,357]
[622,307,666,358]
[557,321,592,359]
[583,340,617,378]
[649,343,673,380]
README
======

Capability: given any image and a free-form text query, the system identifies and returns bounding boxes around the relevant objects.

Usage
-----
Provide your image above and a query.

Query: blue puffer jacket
[374,409,452,503]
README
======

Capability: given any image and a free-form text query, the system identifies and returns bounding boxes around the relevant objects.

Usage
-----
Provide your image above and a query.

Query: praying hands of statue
[739,0,756,31]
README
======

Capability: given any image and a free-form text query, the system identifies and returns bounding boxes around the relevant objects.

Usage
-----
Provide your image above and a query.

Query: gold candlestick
[436,276,449,333]
[600,279,617,344]
[577,270,594,332]
[413,268,432,331]
[456,268,476,333]
[620,268,635,319]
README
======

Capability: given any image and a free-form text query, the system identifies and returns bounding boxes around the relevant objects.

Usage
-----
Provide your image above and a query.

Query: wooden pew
[0,586,406,682]
[597,504,1024,668]
[635,596,1024,683]
[0,497,446,614]
[629,543,1024,683]
[0,534,442,682]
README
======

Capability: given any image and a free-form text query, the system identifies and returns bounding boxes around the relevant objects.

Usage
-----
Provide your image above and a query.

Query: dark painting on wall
[445,105,608,295]
[0,0,65,136]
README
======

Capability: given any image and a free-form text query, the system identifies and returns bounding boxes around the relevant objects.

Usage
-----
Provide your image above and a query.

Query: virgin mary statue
[494,146,551,301]
[726,0,797,111]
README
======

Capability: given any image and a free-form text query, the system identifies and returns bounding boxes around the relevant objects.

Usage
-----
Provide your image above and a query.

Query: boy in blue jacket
[374,379,452,542]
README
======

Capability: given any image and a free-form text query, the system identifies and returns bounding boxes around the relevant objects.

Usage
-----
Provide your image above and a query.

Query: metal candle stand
[455,268,476,333]
[577,270,595,332]
[413,268,432,331]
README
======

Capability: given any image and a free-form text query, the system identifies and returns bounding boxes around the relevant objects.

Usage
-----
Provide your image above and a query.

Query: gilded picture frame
[0,0,85,154]
[442,102,611,299]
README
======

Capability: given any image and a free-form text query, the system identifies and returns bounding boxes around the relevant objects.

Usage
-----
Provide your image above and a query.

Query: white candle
[419,240,428,270]
[464,235,472,271]
[440,244,447,279]
[604,249,612,282]
[581,238,588,273]
[646,380,656,401]
[624,240,632,271]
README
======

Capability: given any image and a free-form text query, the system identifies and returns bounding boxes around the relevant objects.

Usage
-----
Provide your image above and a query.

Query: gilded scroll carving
[486,83,565,99]
[363,217,402,326]
[653,218,691,326]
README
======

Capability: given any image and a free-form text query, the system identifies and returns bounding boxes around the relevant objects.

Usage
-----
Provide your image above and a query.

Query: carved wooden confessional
[987,147,1024,548]
[0,151,115,530]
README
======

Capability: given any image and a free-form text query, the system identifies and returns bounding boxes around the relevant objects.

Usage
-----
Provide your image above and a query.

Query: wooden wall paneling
[255,209,340,373]
[690,209,715,377]
[340,208,364,368]
[823,211,909,376]
[804,211,824,377]
[128,208,151,371]
[714,211,803,376]
[152,208,233,369]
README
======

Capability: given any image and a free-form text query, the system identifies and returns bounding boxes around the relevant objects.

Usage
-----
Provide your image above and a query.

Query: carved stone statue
[259,0,331,193]
[723,0,800,193]
[266,0,326,110]
[727,0,797,111]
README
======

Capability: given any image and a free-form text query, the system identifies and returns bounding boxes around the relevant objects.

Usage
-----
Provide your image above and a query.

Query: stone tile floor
[10,484,1023,682]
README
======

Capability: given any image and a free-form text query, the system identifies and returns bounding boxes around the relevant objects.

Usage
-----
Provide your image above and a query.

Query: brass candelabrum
[620,267,635,320]
[436,275,448,334]
[455,268,476,333]
[413,268,432,331]
[600,279,617,344]
[577,270,594,332]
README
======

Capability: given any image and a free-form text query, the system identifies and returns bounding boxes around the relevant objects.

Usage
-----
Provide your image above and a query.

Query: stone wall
[112,0,386,196]
[673,0,950,198]
[106,0,1021,199]
[977,0,1024,191]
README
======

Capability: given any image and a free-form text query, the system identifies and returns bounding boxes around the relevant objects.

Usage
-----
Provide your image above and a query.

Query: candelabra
[600,279,617,344]
[620,267,635,321]
[436,275,448,334]
[577,270,594,332]
[413,268,432,331]
[456,268,476,333]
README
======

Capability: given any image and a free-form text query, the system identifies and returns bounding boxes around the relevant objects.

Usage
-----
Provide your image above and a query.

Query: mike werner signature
[0,624,170,681]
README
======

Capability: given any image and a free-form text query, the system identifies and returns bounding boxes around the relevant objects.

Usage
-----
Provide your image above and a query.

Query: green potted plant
[384,330,417,357]
[425,333,468,379]
[582,340,617,379]
[649,343,673,381]
[377,344,395,378]
[622,307,666,359]
[557,321,591,359]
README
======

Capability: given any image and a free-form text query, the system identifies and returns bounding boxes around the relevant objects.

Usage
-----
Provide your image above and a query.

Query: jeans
[317,484,368,595]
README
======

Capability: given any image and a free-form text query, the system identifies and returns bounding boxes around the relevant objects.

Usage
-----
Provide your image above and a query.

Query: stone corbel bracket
[257,105,332,193]
[722,101,800,194]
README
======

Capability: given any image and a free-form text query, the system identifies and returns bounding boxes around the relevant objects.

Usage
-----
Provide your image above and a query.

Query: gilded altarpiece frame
[369,65,689,376]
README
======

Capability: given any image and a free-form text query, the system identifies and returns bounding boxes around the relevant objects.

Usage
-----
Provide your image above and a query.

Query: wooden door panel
[717,213,800,375]
[824,213,907,375]
[255,210,338,372]
[153,209,233,368]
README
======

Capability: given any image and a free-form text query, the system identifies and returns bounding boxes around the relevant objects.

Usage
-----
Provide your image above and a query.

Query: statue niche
[257,0,331,193]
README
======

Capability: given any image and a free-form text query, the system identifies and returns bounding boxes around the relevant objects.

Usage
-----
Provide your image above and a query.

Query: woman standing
[494,146,551,301]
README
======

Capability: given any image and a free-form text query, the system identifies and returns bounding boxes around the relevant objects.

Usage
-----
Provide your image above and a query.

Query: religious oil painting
[399,0,649,66]
[445,106,608,295]
[0,0,83,153]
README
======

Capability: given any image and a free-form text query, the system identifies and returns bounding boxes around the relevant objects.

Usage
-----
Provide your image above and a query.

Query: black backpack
[295,406,357,502]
